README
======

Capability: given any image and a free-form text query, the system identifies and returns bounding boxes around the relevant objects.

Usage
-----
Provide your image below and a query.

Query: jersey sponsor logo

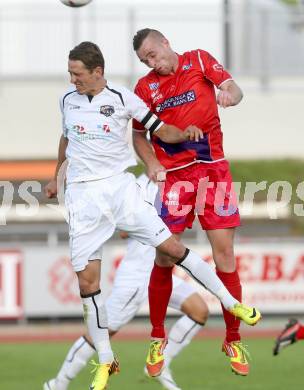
[70,124,106,141]
[155,227,166,236]
[100,105,115,117]
[68,104,80,110]
[213,63,224,72]
[153,94,163,103]
[182,63,192,70]
[73,125,86,134]
[97,124,111,133]
[156,90,196,113]
[151,90,163,103]
[149,82,159,90]
[102,124,111,133]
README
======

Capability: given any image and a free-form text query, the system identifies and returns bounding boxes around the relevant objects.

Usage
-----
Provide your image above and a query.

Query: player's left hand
[184,126,204,142]
[217,90,234,108]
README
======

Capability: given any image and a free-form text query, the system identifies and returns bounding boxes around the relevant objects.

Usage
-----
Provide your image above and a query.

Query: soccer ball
[60,0,93,7]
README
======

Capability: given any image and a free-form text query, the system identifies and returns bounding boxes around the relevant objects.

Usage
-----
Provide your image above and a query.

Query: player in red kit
[132,29,250,376]
[274,319,304,355]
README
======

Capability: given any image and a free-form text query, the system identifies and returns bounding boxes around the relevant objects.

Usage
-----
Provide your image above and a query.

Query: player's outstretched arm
[155,124,203,143]
[44,135,68,198]
[132,130,166,182]
[217,80,243,108]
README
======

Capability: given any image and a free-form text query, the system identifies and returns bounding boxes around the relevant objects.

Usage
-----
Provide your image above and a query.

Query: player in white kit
[45,42,261,390]
[44,175,209,390]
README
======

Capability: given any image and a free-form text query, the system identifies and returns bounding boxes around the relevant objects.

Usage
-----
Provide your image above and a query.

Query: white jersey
[60,82,163,184]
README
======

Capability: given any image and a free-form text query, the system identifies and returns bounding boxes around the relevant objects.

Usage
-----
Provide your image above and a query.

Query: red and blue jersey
[133,49,232,170]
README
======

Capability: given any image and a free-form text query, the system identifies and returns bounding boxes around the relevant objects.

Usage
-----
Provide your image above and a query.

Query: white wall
[0,0,303,160]
[221,79,304,159]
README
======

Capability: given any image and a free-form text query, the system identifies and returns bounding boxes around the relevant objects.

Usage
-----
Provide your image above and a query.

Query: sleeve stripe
[105,86,125,106]
[145,115,159,130]
[197,51,205,73]
[141,111,153,126]
[149,118,163,135]
[141,111,163,134]
[62,90,77,108]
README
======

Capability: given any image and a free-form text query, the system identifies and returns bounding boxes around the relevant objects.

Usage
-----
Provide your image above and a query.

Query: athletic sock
[176,249,238,310]
[164,315,202,367]
[55,336,95,388]
[81,290,114,363]
[53,377,70,390]
[149,263,173,339]
[296,324,304,340]
[216,269,242,343]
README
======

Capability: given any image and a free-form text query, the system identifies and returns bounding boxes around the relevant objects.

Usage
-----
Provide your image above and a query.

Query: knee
[78,277,100,296]
[181,293,209,325]
[157,238,186,263]
[77,262,101,296]
[155,251,174,267]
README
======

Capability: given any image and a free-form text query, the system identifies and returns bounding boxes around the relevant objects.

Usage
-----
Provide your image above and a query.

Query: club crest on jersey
[165,191,179,206]
[149,82,159,91]
[100,105,115,117]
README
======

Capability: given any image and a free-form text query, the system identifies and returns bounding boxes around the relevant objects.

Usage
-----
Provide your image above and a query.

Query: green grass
[0,338,302,389]
[229,159,303,189]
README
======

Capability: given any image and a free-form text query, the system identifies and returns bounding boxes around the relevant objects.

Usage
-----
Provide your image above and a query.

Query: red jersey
[133,49,232,170]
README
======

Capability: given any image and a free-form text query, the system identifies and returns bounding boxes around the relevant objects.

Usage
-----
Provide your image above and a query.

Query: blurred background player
[273,319,304,356]
[44,175,209,390]
[132,28,249,376]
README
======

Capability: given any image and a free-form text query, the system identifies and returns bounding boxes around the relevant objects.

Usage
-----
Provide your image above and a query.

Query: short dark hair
[133,28,165,51]
[69,41,105,73]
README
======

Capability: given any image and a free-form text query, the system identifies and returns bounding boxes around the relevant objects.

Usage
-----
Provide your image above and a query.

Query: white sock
[55,336,95,388]
[82,290,114,364]
[177,250,238,310]
[165,315,202,367]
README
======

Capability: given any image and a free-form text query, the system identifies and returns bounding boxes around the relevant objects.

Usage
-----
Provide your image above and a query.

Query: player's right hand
[44,179,58,198]
[184,126,204,142]
[147,160,166,182]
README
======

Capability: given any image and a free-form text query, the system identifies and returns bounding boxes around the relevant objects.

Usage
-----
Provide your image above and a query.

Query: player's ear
[94,66,104,77]
[162,38,170,48]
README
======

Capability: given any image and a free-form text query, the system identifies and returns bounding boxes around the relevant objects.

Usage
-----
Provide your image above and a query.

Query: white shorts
[65,172,172,272]
[106,273,196,332]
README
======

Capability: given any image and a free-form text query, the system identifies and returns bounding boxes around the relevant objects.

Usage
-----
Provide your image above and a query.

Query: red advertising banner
[0,250,23,319]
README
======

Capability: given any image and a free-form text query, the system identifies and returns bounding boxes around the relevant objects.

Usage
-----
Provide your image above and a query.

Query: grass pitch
[0,338,301,389]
